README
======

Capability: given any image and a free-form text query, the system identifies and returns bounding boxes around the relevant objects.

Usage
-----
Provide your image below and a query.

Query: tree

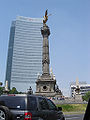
[9,87,18,94]
[0,86,23,95]
[9,87,23,94]
[0,82,3,86]
[82,91,90,101]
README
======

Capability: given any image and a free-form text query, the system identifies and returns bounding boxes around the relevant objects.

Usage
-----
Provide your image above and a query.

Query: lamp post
[27,86,33,95]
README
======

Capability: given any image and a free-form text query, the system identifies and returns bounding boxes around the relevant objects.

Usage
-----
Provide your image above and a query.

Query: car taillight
[24,112,32,120]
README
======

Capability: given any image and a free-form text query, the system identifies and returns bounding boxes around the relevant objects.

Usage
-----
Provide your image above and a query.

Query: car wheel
[0,106,11,120]
[0,109,5,120]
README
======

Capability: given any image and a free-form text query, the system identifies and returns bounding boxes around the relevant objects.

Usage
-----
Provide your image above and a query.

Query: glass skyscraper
[5,16,43,92]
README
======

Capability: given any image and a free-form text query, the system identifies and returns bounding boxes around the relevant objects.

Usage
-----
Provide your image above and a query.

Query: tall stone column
[41,24,50,75]
[35,10,62,97]
[35,24,57,96]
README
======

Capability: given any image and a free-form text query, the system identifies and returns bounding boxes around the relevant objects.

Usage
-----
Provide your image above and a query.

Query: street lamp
[27,86,33,95]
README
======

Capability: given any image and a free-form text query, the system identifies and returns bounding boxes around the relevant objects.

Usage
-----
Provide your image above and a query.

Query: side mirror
[58,107,62,111]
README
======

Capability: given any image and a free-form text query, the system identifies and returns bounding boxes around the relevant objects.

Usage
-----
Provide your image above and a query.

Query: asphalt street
[65,114,84,120]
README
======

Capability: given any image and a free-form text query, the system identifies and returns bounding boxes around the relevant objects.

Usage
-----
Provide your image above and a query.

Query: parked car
[83,98,90,120]
[0,94,65,120]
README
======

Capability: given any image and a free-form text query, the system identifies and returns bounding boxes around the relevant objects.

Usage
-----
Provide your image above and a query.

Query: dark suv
[0,94,65,120]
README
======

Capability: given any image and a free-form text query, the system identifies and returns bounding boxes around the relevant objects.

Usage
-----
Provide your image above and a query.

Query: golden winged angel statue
[43,9,51,24]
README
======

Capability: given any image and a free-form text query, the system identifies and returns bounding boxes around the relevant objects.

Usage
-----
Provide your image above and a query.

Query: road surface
[65,114,84,120]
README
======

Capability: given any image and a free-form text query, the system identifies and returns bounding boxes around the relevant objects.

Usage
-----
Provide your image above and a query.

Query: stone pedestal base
[36,74,57,97]
[35,74,62,97]
[74,94,83,102]
[35,92,56,97]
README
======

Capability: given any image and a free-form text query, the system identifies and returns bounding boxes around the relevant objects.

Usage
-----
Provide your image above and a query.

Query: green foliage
[9,87,19,94]
[60,104,73,112]
[82,91,90,102]
[9,87,23,94]
[0,86,23,95]
[57,104,87,112]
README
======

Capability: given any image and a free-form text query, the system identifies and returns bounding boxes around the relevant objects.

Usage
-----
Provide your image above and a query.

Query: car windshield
[47,99,57,110]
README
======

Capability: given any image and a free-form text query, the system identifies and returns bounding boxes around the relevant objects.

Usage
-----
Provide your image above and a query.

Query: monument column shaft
[43,36,50,74]
[41,25,50,75]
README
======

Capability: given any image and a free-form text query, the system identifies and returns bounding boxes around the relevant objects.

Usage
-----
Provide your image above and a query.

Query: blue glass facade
[5,16,43,92]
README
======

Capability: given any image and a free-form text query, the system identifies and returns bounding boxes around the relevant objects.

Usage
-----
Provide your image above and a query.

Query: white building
[70,82,90,97]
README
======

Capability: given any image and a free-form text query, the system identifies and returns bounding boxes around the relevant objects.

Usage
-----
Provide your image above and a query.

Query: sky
[0,0,90,96]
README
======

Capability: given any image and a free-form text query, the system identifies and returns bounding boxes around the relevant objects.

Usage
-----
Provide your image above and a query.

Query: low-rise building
[71,82,90,97]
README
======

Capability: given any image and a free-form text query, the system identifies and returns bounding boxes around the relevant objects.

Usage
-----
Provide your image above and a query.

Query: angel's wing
[45,9,48,17]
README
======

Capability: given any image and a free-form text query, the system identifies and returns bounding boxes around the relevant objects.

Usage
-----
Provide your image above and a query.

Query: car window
[3,97,25,110]
[47,99,57,110]
[28,96,37,111]
[38,97,49,110]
